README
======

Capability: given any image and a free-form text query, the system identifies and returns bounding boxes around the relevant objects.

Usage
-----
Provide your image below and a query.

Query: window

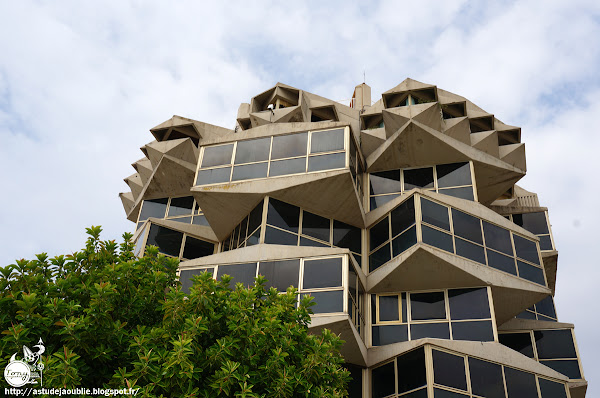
[196,127,353,186]
[371,348,427,398]
[516,296,557,321]
[136,196,208,230]
[136,223,215,260]
[509,211,554,251]
[368,162,475,211]
[371,287,495,346]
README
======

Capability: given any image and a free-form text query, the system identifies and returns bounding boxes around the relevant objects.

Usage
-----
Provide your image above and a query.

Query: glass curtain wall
[135,223,215,260]
[136,196,208,230]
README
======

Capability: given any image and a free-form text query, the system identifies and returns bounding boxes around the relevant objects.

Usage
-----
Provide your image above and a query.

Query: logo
[3,338,45,388]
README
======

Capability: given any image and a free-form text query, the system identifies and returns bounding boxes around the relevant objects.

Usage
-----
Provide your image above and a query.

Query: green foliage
[0,227,350,397]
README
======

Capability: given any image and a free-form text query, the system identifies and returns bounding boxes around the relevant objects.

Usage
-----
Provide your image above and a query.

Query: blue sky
[1,0,598,392]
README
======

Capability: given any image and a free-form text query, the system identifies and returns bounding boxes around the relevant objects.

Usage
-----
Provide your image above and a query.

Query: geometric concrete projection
[120,78,586,397]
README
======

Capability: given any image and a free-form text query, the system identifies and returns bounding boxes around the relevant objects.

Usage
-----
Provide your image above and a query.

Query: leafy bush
[0,226,350,397]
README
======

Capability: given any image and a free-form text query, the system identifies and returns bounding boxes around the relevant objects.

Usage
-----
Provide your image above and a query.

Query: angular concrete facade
[120,79,586,397]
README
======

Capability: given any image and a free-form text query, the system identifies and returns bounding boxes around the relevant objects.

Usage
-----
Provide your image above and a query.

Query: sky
[1,0,598,392]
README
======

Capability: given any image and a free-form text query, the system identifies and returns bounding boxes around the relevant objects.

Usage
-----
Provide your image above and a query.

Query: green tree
[0,227,350,397]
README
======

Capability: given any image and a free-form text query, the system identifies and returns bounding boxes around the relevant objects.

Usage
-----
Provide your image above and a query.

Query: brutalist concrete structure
[120,78,587,397]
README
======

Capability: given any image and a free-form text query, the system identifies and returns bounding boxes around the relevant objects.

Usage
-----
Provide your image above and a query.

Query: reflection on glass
[517,261,545,285]
[392,226,417,257]
[483,221,513,255]
[448,288,490,320]
[410,322,450,339]
[201,144,234,168]
[540,360,581,380]
[370,170,401,195]
[451,209,483,244]
[451,321,494,341]
[264,226,298,246]
[421,198,450,231]
[372,361,395,398]
[372,324,408,346]
[513,235,540,264]
[232,162,268,181]
[513,212,549,235]
[139,198,168,221]
[499,333,534,358]
[369,243,391,272]
[455,238,486,264]
[411,292,446,320]
[196,167,231,186]
[422,225,454,253]
[391,197,415,236]
[468,358,505,398]
[397,348,427,393]
[437,187,475,201]
[310,128,344,153]
[302,290,343,313]
[379,295,399,321]
[258,259,300,291]
[436,163,471,188]
[267,198,300,233]
[217,263,257,289]
[167,196,194,217]
[370,194,399,211]
[534,330,577,359]
[234,137,270,164]
[271,132,308,159]
[307,152,345,172]
[333,220,361,254]
[302,211,330,242]
[303,257,342,288]
[269,157,306,176]
[486,249,517,275]
[538,378,568,398]
[504,367,538,398]
[146,224,183,257]
[180,268,213,294]
[370,218,389,251]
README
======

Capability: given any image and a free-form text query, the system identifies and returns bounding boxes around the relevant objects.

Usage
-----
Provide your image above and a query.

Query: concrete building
[120,78,587,397]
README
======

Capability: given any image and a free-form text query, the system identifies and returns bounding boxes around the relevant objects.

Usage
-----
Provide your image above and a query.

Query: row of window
[372,346,569,398]
[195,127,348,186]
[371,287,495,346]
[367,194,546,286]
[222,201,264,251]
[178,255,364,323]
[499,328,582,380]
[369,162,476,210]
[136,196,208,230]
[135,223,215,260]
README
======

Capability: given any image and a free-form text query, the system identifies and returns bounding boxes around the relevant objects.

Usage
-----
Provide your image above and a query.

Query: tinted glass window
[310,128,344,153]
[391,197,415,236]
[487,249,517,275]
[539,360,581,379]
[166,196,194,217]
[468,358,505,398]
[173,216,192,224]
[517,261,546,285]
[139,198,168,221]
[433,389,468,397]
[410,322,450,339]
[432,350,467,391]
[370,217,389,251]
[333,220,361,253]
[436,163,471,187]
[303,257,342,288]
[438,187,475,201]
[307,152,345,171]
[269,158,306,176]
[448,288,490,320]
[451,321,494,341]
[299,237,329,247]
[455,238,486,264]
[422,225,454,253]
[421,199,450,231]
[370,243,391,272]
[371,194,399,210]
[513,235,540,264]
[411,291,446,320]
[234,137,271,164]
[370,170,401,195]
[201,144,234,167]
[248,202,264,234]
[538,378,568,398]
[267,198,300,233]
[397,348,427,393]
[451,209,482,244]
[264,226,297,245]
[534,330,577,359]
[345,364,364,398]
[303,290,343,313]
[483,221,513,255]
[392,226,417,257]
[404,167,434,189]
[182,237,214,260]
[179,268,213,294]
[146,224,183,257]
[379,295,399,322]
[302,211,330,242]
[372,325,409,346]
[371,361,395,398]
[536,296,557,319]
[258,259,300,292]
[195,166,231,185]
[539,235,553,250]
[504,367,538,398]
[499,333,534,357]
[217,263,257,289]
[271,132,307,159]
[232,162,268,181]
[513,212,549,235]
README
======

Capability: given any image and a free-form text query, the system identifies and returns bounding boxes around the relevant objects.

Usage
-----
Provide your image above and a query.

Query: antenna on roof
[363,70,366,84]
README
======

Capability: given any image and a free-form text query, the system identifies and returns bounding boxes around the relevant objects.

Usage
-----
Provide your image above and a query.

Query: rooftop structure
[120,78,587,397]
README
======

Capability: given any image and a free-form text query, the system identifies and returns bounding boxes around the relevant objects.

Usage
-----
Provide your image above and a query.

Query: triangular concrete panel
[412,102,442,132]
[383,78,436,94]
[470,130,500,158]
[124,173,144,199]
[499,143,526,171]
[360,128,386,157]
[382,107,411,138]
[442,116,471,145]
[310,316,367,366]
[119,191,135,215]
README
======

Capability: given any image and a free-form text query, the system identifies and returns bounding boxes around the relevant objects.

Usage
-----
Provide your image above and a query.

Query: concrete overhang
[309,315,367,367]
[150,115,233,145]
[367,339,569,382]
[365,119,525,205]
[569,380,588,398]
[367,244,551,325]
[192,169,365,240]
[542,250,558,294]
[498,318,574,331]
